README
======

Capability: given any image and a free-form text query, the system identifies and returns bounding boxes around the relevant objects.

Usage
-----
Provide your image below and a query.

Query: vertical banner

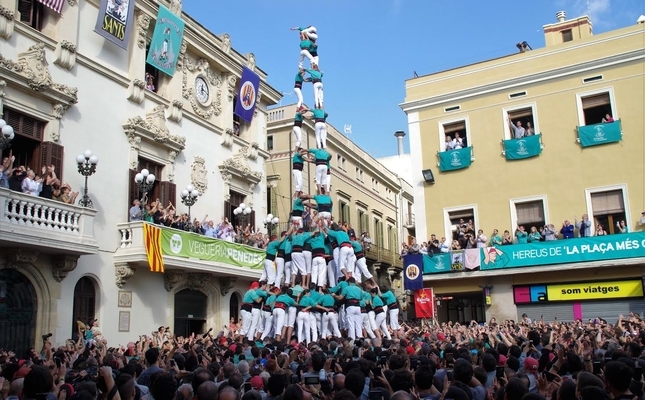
[234,66,261,123]
[146,5,185,77]
[94,0,136,50]
[414,288,435,318]
[143,223,165,273]
[403,253,424,290]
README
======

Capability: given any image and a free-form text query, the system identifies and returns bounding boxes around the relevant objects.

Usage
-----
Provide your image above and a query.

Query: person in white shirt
[509,119,526,139]
[21,170,42,196]
[129,199,142,221]
[453,133,464,149]
[439,237,450,253]
[445,136,455,150]
[475,230,487,248]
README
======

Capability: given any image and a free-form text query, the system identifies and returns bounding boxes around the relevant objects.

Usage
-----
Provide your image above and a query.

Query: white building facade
[0,0,280,354]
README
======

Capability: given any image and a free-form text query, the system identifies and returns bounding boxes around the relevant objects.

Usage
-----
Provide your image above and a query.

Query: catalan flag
[143,223,165,273]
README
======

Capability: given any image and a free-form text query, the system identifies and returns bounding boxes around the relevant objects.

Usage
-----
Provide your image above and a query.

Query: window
[445,207,476,242]
[359,210,369,235]
[355,168,364,182]
[374,218,384,247]
[371,178,379,192]
[18,0,44,31]
[503,103,539,140]
[562,29,573,42]
[385,188,392,201]
[224,191,255,229]
[589,189,626,234]
[388,225,397,251]
[233,96,242,136]
[338,200,350,224]
[71,277,96,339]
[578,89,615,126]
[266,187,277,219]
[267,135,274,151]
[336,155,346,171]
[515,200,546,230]
[144,44,160,94]
[438,117,471,151]
[1,108,46,173]
[128,158,176,213]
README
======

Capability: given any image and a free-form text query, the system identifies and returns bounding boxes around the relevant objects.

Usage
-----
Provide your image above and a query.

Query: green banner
[439,147,472,172]
[146,5,185,77]
[578,120,622,147]
[423,232,645,274]
[503,134,542,160]
[160,227,265,269]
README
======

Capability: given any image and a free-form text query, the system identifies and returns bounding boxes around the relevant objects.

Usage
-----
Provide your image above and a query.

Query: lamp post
[233,203,253,226]
[180,184,199,221]
[134,168,156,206]
[0,119,15,150]
[76,150,99,208]
[263,214,279,234]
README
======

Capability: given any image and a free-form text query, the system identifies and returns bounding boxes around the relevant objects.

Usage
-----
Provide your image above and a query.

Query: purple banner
[234,66,261,123]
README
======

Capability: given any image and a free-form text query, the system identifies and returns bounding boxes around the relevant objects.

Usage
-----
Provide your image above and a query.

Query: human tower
[242,26,403,345]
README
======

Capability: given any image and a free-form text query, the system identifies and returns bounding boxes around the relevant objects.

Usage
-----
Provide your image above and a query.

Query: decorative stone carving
[0,5,15,40]
[51,255,79,282]
[226,74,237,102]
[245,53,256,72]
[136,14,151,50]
[176,39,188,71]
[126,131,142,151]
[168,150,178,163]
[219,146,263,198]
[0,43,78,108]
[115,263,136,288]
[169,0,182,15]
[7,250,39,264]
[164,271,183,292]
[127,78,146,104]
[54,40,77,70]
[186,273,212,292]
[249,142,259,161]
[221,128,234,148]
[123,105,186,150]
[67,0,77,5]
[53,103,69,120]
[168,100,183,122]
[220,33,231,54]
[187,156,207,195]
[182,56,223,119]
[220,277,237,296]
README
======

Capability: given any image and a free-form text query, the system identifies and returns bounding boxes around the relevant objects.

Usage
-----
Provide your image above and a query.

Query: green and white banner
[503,134,542,160]
[578,120,622,147]
[160,227,265,269]
[438,147,472,172]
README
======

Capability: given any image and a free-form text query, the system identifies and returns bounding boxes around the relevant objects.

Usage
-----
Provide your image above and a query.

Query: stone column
[54,0,79,70]
[223,73,236,131]
[127,11,151,104]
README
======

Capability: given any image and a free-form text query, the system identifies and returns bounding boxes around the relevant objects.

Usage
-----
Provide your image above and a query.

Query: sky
[183,0,645,158]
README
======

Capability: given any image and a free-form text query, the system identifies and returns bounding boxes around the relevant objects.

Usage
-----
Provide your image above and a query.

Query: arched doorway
[71,277,96,340]
[174,289,207,337]
[0,269,37,358]
[229,292,241,325]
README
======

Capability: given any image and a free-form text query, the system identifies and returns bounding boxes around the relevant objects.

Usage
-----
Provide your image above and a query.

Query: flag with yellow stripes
[143,223,165,273]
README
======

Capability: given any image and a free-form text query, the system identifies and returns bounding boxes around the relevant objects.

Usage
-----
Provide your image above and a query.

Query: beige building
[401,12,645,323]
[266,104,414,307]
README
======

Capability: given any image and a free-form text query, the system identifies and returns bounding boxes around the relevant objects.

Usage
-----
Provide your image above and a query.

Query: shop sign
[513,279,644,304]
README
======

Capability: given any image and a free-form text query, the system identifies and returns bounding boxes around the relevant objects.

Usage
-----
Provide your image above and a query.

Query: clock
[194,76,210,105]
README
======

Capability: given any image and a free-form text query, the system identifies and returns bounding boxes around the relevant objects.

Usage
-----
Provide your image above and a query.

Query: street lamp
[0,119,15,150]
[134,168,156,206]
[76,150,98,208]
[233,203,253,226]
[180,184,199,221]
[263,214,279,234]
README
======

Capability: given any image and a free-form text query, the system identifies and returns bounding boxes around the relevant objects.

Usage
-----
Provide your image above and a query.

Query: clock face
[194,76,210,105]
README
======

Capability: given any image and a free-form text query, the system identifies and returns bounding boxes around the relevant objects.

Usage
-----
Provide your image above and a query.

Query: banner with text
[234,66,261,123]
[480,232,645,271]
[146,5,185,76]
[503,134,542,160]
[414,288,435,318]
[578,120,622,148]
[513,279,643,304]
[160,227,265,269]
[438,147,472,172]
[94,0,136,50]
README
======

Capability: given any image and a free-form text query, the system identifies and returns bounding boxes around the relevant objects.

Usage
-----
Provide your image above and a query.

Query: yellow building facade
[401,13,645,323]
[266,104,414,306]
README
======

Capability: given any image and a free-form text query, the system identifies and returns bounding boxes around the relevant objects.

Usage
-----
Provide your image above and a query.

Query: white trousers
[240,309,252,336]
[309,313,319,342]
[248,308,261,340]
[303,250,312,274]
[260,311,274,340]
[338,246,353,275]
[368,311,377,331]
[294,87,303,108]
[312,256,327,286]
[293,169,303,192]
[389,307,401,330]
[273,308,286,336]
[322,312,341,338]
[313,82,324,108]
[284,261,292,285]
[315,165,327,186]
[299,49,314,69]
[355,257,373,282]
[326,259,336,287]
[338,305,347,330]
[314,122,327,148]
[263,259,276,285]
[363,312,376,338]
[291,252,306,275]
[301,26,318,41]
[346,306,362,339]
[292,126,302,149]
[297,312,311,344]
[375,311,391,339]
[287,306,297,327]
[275,257,285,287]
[324,172,331,192]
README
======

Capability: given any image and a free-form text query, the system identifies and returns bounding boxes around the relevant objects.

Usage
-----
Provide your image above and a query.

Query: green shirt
[341,284,363,301]
[313,194,332,210]
[294,112,304,122]
[309,148,330,162]
[309,232,326,250]
[371,294,384,307]
[360,291,371,307]
[243,289,259,303]
[265,240,280,256]
[311,108,326,120]
[291,231,311,247]
[326,229,350,245]
[351,240,363,253]
[381,290,396,306]
[293,152,304,164]
[317,294,336,307]
[276,294,296,307]
[330,281,348,294]
[265,294,277,309]
[300,39,312,49]
[309,290,322,303]
[256,289,268,299]
[299,295,317,309]
[295,72,304,84]
[293,198,305,212]
[489,235,502,246]
[528,232,541,242]
[306,69,323,81]
[515,231,528,244]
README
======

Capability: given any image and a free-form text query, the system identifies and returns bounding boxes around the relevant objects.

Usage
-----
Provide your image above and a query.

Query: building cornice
[401,48,645,113]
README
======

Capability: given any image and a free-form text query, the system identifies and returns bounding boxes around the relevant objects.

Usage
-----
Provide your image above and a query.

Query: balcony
[0,188,98,256]
[365,244,401,268]
[114,222,264,287]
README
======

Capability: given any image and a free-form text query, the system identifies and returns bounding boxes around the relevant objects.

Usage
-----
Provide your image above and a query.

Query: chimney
[394,130,406,156]
[556,11,566,22]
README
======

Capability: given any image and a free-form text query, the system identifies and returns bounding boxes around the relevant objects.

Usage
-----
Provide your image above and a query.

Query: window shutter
[159,181,176,208]
[128,169,139,209]
[581,93,610,109]
[40,141,64,181]
[516,201,544,225]
[249,210,256,230]
[224,201,232,223]
[343,204,350,225]
[18,0,32,23]
[591,190,624,215]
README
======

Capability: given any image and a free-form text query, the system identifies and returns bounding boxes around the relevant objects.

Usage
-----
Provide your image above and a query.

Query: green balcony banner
[503,134,542,160]
[439,147,472,172]
[160,227,265,269]
[422,232,645,274]
[578,120,622,147]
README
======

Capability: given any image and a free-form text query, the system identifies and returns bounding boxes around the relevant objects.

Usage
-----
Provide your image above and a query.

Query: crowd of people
[0,153,80,205]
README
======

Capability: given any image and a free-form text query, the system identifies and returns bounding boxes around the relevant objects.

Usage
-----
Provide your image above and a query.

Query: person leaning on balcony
[60,184,79,205]
[502,230,513,245]
[525,122,535,136]
[489,229,502,247]
[527,226,541,243]
[509,118,526,139]
[439,237,450,252]
[0,153,15,189]
[445,135,455,150]
[39,165,58,200]
[602,113,614,123]
[595,224,608,236]
[575,214,592,237]
[515,226,528,244]
[616,220,629,234]
[561,220,575,239]
[129,199,142,221]
[428,234,440,255]
[475,230,487,248]
[21,169,43,196]
[543,224,558,241]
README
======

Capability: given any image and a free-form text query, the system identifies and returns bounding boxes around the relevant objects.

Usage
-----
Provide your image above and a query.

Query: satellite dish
[343,125,352,135]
